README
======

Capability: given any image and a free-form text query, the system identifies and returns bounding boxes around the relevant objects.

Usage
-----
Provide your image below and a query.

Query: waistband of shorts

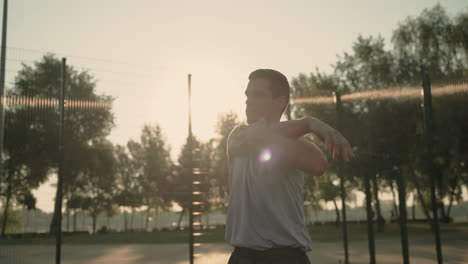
[233,246,305,258]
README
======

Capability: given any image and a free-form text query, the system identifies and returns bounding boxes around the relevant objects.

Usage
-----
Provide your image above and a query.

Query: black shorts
[227,247,311,264]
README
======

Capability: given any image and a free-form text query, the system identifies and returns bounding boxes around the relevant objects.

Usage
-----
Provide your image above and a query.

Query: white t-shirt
[225,151,313,252]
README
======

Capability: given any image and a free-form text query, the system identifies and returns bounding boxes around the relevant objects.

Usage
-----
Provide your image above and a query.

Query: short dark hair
[248,69,290,101]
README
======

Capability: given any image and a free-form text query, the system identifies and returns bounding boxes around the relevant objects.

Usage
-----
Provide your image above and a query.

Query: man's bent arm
[258,134,328,176]
[273,117,354,162]
[273,117,324,139]
[227,120,328,175]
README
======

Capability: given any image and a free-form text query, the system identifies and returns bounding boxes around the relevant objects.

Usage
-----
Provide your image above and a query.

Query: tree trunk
[446,185,461,218]
[436,168,445,217]
[24,209,30,233]
[124,211,128,232]
[177,208,185,229]
[411,192,416,220]
[145,207,151,231]
[92,214,97,234]
[66,210,70,232]
[153,208,159,231]
[364,171,376,264]
[439,201,448,221]
[130,208,135,231]
[415,182,432,222]
[396,171,410,264]
[332,199,340,226]
[80,212,88,231]
[372,174,385,232]
[445,174,459,220]
[1,178,13,237]
[32,210,37,233]
[390,180,399,218]
[81,211,86,229]
[73,210,77,232]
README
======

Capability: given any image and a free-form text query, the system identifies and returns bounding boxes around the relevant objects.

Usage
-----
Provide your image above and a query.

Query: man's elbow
[315,156,328,176]
[298,154,328,176]
[299,141,328,176]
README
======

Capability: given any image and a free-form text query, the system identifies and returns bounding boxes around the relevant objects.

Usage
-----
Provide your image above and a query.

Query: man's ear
[275,96,289,111]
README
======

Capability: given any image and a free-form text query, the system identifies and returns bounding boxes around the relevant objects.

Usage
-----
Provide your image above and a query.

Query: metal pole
[421,73,443,264]
[364,171,376,264]
[55,57,66,264]
[396,167,410,264]
[0,0,8,212]
[365,102,376,264]
[333,91,349,264]
[188,74,194,264]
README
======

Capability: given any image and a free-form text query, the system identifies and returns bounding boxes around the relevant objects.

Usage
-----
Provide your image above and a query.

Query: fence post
[187,74,195,264]
[421,73,443,264]
[0,0,8,237]
[395,165,410,264]
[364,101,377,264]
[54,57,66,264]
[333,91,349,264]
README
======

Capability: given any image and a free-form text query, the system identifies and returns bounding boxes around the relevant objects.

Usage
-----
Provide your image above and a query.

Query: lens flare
[259,149,272,163]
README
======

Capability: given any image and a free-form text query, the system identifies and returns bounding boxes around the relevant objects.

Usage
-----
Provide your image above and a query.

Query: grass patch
[1,222,466,245]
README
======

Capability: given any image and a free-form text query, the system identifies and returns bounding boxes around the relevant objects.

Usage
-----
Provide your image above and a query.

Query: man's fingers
[327,137,333,155]
[330,143,336,159]
[341,146,349,162]
[330,144,354,162]
[332,145,339,161]
[347,146,355,159]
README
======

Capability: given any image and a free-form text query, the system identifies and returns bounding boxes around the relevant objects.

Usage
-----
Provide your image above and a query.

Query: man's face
[245,79,275,125]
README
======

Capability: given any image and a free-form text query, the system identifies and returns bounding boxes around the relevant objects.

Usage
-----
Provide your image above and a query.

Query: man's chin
[246,116,257,125]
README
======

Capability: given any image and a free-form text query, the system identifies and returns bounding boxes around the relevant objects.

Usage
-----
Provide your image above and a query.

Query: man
[225,69,354,264]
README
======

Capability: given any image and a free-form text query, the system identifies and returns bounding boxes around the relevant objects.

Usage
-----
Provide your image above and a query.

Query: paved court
[1,236,467,264]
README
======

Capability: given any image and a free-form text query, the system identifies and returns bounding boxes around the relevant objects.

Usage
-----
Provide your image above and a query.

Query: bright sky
[4,0,466,212]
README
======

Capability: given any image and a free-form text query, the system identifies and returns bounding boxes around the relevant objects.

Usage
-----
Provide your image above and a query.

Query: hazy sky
[4,0,467,212]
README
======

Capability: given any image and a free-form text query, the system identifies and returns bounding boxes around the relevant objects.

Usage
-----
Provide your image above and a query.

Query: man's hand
[306,117,354,162]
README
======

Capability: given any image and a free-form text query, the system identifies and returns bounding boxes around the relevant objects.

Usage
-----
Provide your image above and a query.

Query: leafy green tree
[171,136,215,229]
[127,125,174,231]
[211,112,241,210]
[0,54,114,235]
[318,174,342,225]
[78,140,117,234]
[392,4,467,83]
[114,145,141,231]
[66,194,84,232]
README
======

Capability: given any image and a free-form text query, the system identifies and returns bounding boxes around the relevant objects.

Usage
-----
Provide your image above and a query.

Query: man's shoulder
[228,124,247,138]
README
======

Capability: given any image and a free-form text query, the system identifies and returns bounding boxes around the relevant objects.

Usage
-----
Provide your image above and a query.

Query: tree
[17,191,36,233]
[171,136,214,229]
[392,4,467,83]
[78,140,117,234]
[318,174,342,226]
[66,194,84,232]
[127,125,174,231]
[211,112,241,210]
[114,145,141,231]
[0,54,114,235]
